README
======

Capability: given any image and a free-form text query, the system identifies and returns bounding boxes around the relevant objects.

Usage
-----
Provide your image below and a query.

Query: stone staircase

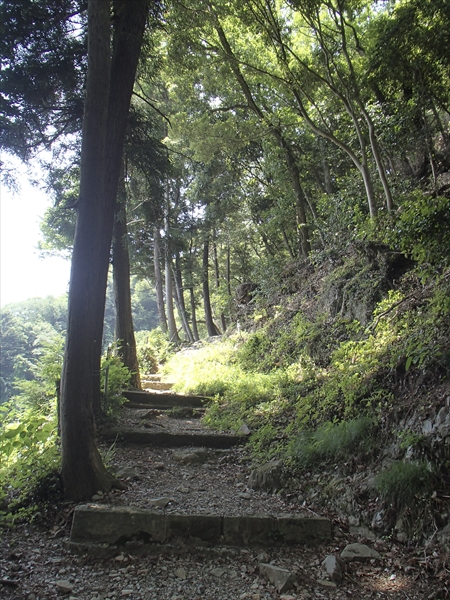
[69,376,333,557]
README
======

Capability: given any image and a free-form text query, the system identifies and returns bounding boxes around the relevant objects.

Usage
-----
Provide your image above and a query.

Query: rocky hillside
[167,242,450,549]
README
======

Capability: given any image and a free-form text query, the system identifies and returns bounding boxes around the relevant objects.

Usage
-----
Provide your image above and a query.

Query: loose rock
[340,543,381,562]
[259,563,295,593]
[321,554,343,583]
[248,460,283,491]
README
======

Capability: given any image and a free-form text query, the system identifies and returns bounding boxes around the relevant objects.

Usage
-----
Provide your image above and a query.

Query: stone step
[123,390,207,408]
[127,404,205,417]
[142,381,174,391]
[100,427,243,449]
[145,374,161,380]
[68,504,332,556]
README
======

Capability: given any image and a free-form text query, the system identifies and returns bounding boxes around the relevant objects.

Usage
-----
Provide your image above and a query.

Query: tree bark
[213,238,227,332]
[203,237,221,337]
[189,287,200,342]
[164,196,180,343]
[113,180,141,390]
[153,226,168,332]
[172,268,195,342]
[60,0,149,502]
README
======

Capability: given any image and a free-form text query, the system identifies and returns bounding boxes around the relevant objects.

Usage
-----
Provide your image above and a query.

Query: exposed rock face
[248,460,283,491]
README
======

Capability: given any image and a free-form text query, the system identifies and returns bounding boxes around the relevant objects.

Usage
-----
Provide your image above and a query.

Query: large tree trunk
[60,0,149,502]
[203,237,221,337]
[153,226,168,332]
[113,181,141,390]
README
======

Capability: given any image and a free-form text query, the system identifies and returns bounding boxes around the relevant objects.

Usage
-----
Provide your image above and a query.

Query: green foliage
[130,279,159,333]
[0,296,67,403]
[398,430,426,451]
[135,328,175,368]
[380,193,450,266]
[287,417,376,468]
[375,461,436,510]
[164,337,289,434]
[136,344,159,376]
[100,348,132,418]
[0,334,63,525]
[236,313,352,374]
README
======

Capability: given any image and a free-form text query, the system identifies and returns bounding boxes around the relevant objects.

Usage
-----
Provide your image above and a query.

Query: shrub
[379,192,450,266]
[375,461,435,509]
[135,328,175,368]
[100,348,131,417]
[1,379,60,524]
[288,417,376,468]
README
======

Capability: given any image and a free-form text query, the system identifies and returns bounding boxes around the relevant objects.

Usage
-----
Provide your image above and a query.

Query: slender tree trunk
[281,229,295,259]
[213,18,310,255]
[189,287,200,342]
[60,0,149,502]
[226,243,231,298]
[319,138,335,194]
[165,255,179,342]
[112,181,141,390]
[203,237,221,337]
[172,269,195,342]
[359,103,394,212]
[175,251,187,313]
[153,226,167,332]
[213,239,227,332]
[164,196,180,343]
[272,127,310,256]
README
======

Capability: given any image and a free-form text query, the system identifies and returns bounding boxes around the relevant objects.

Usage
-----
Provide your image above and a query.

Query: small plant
[135,328,175,366]
[288,417,376,468]
[0,400,60,526]
[379,192,450,266]
[375,461,435,509]
[100,348,131,417]
[398,429,426,451]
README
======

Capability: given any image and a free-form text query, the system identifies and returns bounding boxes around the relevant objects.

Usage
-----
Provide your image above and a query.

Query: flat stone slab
[69,505,332,554]
[100,427,243,448]
[124,391,207,408]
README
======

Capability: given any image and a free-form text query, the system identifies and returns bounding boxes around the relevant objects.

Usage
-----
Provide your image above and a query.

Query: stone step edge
[125,402,205,414]
[142,383,174,390]
[124,391,207,408]
[69,505,332,556]
[99,428,245,448]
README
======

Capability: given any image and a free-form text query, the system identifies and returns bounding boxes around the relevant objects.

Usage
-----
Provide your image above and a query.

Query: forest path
[1,376,440,599]
[81,376,331,554]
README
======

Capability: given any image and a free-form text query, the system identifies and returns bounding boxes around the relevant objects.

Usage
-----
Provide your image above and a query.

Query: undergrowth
[163,260,450,485]
[287,417,377,468]
[375,461,436,510]
[0,339,131,526]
